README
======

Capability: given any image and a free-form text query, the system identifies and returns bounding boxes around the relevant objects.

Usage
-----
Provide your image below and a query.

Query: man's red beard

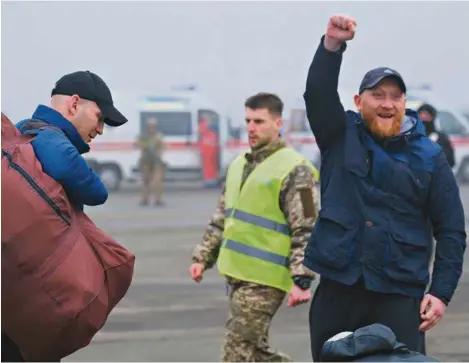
[362,109,405,138]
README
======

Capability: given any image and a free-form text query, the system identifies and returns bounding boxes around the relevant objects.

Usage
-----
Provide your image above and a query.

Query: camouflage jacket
[138,132,165,165]
[191,138,318,283]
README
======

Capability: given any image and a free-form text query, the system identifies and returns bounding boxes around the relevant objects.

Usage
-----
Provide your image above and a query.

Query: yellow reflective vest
[217,147,319,292]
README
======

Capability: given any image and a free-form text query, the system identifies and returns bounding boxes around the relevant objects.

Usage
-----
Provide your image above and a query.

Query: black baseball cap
[358,67,407,94]
[51,70,128,127]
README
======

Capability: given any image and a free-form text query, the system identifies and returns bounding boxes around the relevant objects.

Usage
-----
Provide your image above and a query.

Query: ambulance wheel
[99,164,122,192]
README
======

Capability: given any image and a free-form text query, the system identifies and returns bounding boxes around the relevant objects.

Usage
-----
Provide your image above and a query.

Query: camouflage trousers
[221,282,292,362]
[140,163,165,204]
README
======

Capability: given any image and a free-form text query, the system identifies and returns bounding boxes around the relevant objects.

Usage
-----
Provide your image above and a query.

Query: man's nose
[381,98,393,109]
[97,122,104,135]
[247,121,256,132]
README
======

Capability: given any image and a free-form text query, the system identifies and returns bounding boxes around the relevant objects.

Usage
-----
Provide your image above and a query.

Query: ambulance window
[198,109,220,133]
[140,111,192,136]
[438,111,467,136]
[227,117,242,140]
[289,109,309,132]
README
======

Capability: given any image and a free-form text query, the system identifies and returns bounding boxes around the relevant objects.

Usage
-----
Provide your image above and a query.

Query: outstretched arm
[304,15,357,150]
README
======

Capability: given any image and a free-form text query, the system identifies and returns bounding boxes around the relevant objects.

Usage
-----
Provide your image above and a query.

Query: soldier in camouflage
[137,117,166,206]
[190,93,319,362]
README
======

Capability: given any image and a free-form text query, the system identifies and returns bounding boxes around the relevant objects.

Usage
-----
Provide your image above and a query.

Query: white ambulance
[84,91,250,191]
[281,89,357,170]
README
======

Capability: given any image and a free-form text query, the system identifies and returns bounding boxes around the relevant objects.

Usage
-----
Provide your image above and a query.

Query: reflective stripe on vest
[224,208,290,236]
[224,239,289,267]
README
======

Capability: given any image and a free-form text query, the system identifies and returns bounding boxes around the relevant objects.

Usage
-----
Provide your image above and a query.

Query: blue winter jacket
[16,105,108,209]
[303,36,466,303]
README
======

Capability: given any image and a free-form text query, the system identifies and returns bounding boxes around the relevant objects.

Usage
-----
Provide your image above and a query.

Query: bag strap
[2,117,65,153]
[1,114,36,152]
[17,119,64,144]
[19,119,62,134]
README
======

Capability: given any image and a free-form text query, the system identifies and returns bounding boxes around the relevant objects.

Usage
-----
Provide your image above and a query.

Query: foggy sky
[2,1,468,123]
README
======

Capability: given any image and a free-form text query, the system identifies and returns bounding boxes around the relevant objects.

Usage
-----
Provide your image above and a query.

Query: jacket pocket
[383,228,431,285]
[309,206,358,270]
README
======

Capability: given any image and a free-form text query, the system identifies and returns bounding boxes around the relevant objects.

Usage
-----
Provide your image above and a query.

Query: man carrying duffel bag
[1,70,135,362]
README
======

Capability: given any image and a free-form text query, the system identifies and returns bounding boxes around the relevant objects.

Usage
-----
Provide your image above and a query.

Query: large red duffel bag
[1,112,135,361]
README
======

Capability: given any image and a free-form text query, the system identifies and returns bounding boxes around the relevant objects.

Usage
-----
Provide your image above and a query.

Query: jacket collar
[31,105,90,154]
[245,137,286,163]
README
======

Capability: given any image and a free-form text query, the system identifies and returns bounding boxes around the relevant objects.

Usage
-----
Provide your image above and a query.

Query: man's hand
[190,263,205,283]
[287,285,312,307]
[419,294,446,332]
[324,14,357,52]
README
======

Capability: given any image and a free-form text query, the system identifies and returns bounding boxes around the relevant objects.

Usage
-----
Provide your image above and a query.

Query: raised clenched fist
[324,15,357,51]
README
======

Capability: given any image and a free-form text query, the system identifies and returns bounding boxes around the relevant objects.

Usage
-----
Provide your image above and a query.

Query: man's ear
[69,95,81,116]
[276,117,283,131]
[353,94,362,112]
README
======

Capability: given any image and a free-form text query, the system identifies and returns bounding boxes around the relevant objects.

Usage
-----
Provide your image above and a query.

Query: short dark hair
[244,92,283,116]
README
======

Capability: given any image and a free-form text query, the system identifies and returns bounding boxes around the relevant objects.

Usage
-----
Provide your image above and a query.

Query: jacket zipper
[2,149,71,226]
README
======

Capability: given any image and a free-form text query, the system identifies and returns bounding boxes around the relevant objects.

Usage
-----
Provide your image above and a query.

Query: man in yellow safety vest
[190,92,320,362]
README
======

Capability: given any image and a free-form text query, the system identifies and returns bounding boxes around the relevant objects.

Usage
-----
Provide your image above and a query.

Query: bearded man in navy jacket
[303,14,466,362]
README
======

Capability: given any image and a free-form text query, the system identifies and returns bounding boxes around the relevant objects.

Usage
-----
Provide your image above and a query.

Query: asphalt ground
[65,185,469,362]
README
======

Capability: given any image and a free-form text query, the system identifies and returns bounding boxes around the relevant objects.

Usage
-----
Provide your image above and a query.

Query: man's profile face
[69,96,104,143]
[354,78,406,138]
